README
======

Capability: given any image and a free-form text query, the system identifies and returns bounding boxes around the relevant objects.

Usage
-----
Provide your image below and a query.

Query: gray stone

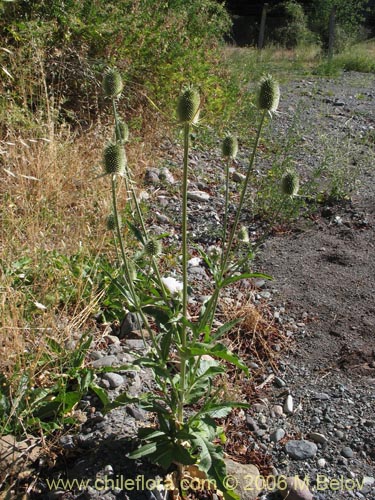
[270,428,286,443]
[232,171,246,183]
[308,432,328,444]
[279,476,313,500]
[144,168,160,185]
[119,312,143,338]
[285,440,318,460]
[271,405,284,417]
[313,392,331,400]
[341,446,354,458]
[156,213,170,224]
[126,405,146,421]
[224,458,262,500]
[59,435,75,450]
[317,458,326,468]
[274,376,286,388]
[91,355,118,368]
[159,167,175,184]
[187,190,210,202]
[246,416,259,432]
[102,372,124,388]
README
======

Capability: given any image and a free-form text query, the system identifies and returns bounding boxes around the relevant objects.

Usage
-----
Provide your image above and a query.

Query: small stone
[279,476,313,500]
[308,432,328,444]
[259,291,271,299]
[144,168,160,185]
[313,392,330,401]
[119,312,143,338]
[284,394,294,414]
[159,167,175,184]
[341,446,354,458]
[274,376,286,388]
[232,171,246,183]
[102,372,124,388]
[246,416,259,432]
[91,355,118,368]
[59,435,75,450]
[317,458,326,468]
[156,213,170,224]
[271,405,284,417]
[285,440,318,460]
[187,190,210,202]
[126,406,146,421]
[310,416,321,426]
[224,459,262,500]
[335,430,345,439]
[270,428,286,443]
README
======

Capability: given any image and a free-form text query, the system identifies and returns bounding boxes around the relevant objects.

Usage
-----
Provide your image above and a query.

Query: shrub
[268,1,315,48]
[0,0,232,131]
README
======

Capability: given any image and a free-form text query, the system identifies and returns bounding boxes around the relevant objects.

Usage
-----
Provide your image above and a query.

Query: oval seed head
[257,74,280,112]
[103,68,123,98]
[177,87,200,124]
[106,213,117,231]
[238,226,250,243]
[222,134,238,159]
[103,143,126,175]
[281,171,299,197]
[144,238,162,257]
[116,120,129,143]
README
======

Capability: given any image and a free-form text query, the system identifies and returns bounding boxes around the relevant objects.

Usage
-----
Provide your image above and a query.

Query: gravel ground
[6,71,375,500]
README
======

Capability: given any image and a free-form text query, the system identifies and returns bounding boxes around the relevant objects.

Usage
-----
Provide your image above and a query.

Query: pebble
[279,476,313,500]
[285,440,318,460]
[119,312,143,338]
[91,355,118,368]
[271,404,284,417]
[232,171,246,182]
[270,428,286,442]
[317,458,327,468]
[341,446,354,458]
[308,432,328,444]
[274,376,286,388]
[102,372,124,389]
[284,394,294,414]
[187,190,210,202]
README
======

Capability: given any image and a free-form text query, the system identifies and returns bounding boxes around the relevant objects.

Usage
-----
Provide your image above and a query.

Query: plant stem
[221,157,231,266]
[178,122,190,424]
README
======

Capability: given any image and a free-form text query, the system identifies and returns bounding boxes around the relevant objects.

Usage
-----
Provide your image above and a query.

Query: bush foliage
[0,0,231,130]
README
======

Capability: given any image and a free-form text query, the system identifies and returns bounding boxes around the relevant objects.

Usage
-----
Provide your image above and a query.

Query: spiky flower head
[257,74,280,112]
[115,120,129,143]
[106,213,119,231]
[103,68,123,98]
[222,134,238,159]
[177,86,200,124]
[103,143,126,175]
[144,238,162,257]
[207,245,222,263]
[281,171,299,197]
[238,226,250,243]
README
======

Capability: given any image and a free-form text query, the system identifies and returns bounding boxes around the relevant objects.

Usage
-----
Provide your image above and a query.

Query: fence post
[258,3,268,50]
[328,5,336,61]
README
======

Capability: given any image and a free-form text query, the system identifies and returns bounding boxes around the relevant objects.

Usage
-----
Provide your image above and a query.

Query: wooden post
[328,5,336,61]
[258,3,268,50]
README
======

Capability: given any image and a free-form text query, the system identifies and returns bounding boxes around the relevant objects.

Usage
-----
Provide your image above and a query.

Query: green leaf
[221,272,272,288]
[90,384,110,406]
[126,220,145,244]
[212,318,243,341]
[189,343,249,375]
[128,441,157,459]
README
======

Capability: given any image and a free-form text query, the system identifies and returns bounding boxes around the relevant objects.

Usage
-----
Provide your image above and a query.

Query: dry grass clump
[0,125,153,375]
[221,296,289,371]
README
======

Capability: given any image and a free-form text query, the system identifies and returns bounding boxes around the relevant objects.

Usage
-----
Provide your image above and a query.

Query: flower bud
[222,134,238,159]
[177,87,200,124]
[106,213,117,230]
[144,238,162,257]
[238,226,250,243]
[103,68,123,98]
[103,143,126,175]
[281,171,299,197]
[257,74,280,112]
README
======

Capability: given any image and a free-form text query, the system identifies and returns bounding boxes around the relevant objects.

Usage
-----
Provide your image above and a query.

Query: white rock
[284,394,294,414]
[187,190,210,202]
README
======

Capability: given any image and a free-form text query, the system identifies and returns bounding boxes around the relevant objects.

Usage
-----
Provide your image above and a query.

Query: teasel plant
[97,70,283,499]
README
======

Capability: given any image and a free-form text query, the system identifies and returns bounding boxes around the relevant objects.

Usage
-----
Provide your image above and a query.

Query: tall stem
[221,157,231,267]
[178,122,190,424]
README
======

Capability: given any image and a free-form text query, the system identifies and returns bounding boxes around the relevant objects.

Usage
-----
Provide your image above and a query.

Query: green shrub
[0,0,232,131]
[268,1,315,48]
